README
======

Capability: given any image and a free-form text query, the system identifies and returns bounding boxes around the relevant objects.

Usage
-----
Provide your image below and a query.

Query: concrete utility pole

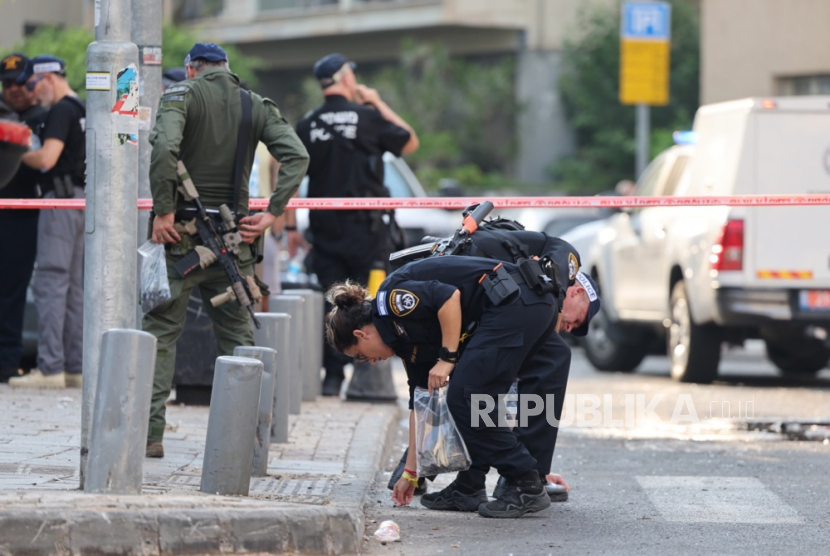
[81,0,140,488]
[131,0,162,245]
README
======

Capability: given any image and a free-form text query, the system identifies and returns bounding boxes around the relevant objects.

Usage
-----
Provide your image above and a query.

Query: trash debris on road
[373,520,401,542]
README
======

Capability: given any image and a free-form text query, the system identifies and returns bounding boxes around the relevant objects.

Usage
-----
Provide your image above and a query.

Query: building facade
[701,0,830,104]
[193,0,615,185]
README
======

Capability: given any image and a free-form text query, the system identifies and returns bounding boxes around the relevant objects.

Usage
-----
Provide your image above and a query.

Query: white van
[584,96,830,382]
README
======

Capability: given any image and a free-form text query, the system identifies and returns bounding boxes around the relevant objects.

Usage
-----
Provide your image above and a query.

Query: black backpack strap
[232,88,253,215]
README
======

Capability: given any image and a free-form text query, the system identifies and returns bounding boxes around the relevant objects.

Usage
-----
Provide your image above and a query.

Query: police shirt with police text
[296,95,410,199]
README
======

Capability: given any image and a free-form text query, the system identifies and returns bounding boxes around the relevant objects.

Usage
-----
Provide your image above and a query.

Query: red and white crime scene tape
[2,194,830,210]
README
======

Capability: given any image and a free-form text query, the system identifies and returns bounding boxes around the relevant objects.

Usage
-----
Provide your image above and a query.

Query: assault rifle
[172,161,262,328]
[388,201,494,267]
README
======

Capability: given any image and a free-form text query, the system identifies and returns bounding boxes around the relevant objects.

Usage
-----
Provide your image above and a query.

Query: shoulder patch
[161,95,185,103]
[568,253,580,281]
[389,289,419,317]
[376,291,388,316]
[163,85,188,95]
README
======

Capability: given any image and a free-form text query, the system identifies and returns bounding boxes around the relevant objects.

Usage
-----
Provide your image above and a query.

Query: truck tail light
[711,219,744,271]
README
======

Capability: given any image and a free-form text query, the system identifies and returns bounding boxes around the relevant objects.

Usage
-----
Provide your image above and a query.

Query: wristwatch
[438,347,459,364]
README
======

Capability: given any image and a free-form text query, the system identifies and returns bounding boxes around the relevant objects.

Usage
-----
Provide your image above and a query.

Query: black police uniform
[374,256,558,487]
[0,103,46,379]
[459,229,581,478]
[296,94,411,383]
[398,230,581,479]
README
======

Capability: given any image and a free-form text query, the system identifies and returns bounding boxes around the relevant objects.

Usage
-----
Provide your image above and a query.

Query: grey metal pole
[290,289,322,400]
[233,346,277,477]
[635,103,650,179]
[268,295,305,414]
[81,0,140,488]
[131,0,162,246]
[200,356,263,496]
[254,312,291,443]
[85,329,157,494]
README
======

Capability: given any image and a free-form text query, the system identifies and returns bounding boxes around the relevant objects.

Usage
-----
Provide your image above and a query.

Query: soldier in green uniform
[144,43,309,458]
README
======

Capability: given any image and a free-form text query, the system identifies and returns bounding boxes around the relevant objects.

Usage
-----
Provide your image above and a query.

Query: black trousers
[0,213,38,369]
[513,331,571,478]
[310,219,389,380]
[446,290,557,488]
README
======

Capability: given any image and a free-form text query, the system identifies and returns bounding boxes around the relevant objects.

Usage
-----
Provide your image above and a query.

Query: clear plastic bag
[413,387,471,477]
[138,240,171,313]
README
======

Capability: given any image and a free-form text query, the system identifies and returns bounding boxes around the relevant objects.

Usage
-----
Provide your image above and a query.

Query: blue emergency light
[672,130,697,145]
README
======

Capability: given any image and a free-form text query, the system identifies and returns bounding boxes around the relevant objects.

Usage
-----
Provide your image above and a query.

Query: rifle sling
[232,88,253,217]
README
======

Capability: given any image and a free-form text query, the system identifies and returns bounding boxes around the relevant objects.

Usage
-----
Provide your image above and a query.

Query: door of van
[750,111,830,294]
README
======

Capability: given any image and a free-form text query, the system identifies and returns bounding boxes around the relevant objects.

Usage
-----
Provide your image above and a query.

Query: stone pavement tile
[0,380,401,554]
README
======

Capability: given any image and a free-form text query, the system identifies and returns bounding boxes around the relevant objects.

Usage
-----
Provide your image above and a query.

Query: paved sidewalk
[0,384,400,555]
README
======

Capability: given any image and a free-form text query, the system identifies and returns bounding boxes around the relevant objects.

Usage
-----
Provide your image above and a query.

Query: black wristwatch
[438,347,459,364]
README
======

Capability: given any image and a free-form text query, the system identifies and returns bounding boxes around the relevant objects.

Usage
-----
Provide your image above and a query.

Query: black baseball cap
[313,53,356,81]
[0,53,29,82]
[184,43,228,65]
[572,272,601,337]
[15,55,65,84]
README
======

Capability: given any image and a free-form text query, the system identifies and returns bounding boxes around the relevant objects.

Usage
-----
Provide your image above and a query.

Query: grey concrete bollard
[290,289,324,401]
[85,329,157,494]
[346,358,398,402]
[253,313,291,443]
[268,295,305,414]
[200,356,263,496]
[234,346,277,477]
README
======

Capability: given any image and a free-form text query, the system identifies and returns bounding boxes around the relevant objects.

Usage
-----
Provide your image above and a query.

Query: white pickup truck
[583,96,830,382]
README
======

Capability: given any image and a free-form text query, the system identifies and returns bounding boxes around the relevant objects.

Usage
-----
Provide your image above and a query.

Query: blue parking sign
[622,1,671,40]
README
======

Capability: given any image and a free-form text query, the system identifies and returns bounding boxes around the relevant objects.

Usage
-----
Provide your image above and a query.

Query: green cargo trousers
[143,244,255,443]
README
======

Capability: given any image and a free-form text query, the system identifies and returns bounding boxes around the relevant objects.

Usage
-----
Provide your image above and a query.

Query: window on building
[777,75,830,96]
[259,0,337,11]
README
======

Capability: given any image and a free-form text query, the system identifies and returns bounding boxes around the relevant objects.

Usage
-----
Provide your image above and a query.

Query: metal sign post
[619,1,672,178]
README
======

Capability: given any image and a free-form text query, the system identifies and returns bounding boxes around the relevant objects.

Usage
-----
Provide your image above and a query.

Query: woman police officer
[326,254,593,518]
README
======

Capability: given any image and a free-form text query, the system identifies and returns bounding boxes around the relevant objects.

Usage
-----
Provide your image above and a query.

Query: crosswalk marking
[636,476,802,524]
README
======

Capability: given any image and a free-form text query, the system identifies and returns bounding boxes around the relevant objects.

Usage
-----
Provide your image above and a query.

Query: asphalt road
[362,342,830,556]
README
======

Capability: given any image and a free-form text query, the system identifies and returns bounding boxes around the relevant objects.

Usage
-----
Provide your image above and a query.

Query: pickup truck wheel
[583,308,647,372]
[766,340,830,375]
[669,281,721,383]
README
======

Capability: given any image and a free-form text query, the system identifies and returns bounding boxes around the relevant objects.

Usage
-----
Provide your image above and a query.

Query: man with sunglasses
[0,53,47,383]
[9,55,86,389]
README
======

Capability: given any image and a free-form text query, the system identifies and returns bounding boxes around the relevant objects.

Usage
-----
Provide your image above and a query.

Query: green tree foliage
[1,25,260,99]
[553,0,699,192]
[1,26,93,97]
[295,40,521,192]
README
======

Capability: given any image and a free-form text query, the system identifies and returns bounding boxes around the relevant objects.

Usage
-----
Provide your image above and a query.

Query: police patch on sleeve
[568,253,580,281]
[389,289,419,317]
[376,290,388,316]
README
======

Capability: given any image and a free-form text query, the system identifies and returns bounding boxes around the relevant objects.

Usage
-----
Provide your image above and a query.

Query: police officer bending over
[388,226,601,501]
[144,43,309,458]
[327,255,590,518]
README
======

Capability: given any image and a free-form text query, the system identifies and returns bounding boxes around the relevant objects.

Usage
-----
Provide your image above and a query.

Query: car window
[635,154,667,197]
[661,155,690,197]
[383,160,413,198]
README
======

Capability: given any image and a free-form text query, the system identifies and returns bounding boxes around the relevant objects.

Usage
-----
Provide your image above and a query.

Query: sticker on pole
[86,72,111,91]
[111,64,139,117]
[140,46,163,66]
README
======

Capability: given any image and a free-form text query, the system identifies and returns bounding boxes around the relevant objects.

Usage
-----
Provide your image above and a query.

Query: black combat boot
[478,470,551,518]
[493,475,568,502]
[420,478,488,512]
[321,374,344,397]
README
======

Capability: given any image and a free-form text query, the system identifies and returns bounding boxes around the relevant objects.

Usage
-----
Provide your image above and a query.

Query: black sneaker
[493,475,568,502]
[321,375,344,397]
[420,480,488,512]
[479,471,551,518]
